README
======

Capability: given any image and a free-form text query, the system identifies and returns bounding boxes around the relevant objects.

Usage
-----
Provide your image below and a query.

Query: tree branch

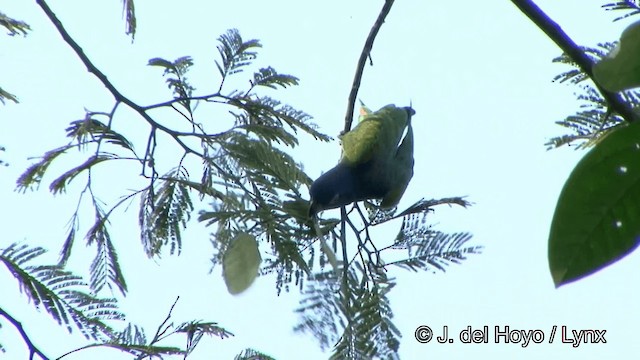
[0,307,50,360]
[343,0,396,133]
[35,0,209,159]
[510,0,638,122]
[36,0,264,204]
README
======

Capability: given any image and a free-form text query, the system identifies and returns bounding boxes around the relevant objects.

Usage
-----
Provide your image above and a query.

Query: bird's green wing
[340,104,409,166]
[381,118,414,208]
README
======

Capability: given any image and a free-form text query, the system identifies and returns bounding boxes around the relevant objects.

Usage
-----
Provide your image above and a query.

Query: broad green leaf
[222,232,261,295]
[593,20,640,92]
[549,122,640,286]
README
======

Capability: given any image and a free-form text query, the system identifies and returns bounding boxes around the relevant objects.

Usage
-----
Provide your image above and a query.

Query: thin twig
[37,0,257,211]
[141,93,220,110]
[343,0,396,133]
[354,204,380,265]
[150,296,180,344]
[35,0,210,159]
[0,307,50,360]
[510,0,638,122]
[55,343,104,360]
[344,215,371,268]
[339,206,351,305]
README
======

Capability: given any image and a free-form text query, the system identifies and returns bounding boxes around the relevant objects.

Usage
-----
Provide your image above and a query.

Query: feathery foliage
[87,207,128,295]
[295,266,401,359]
[251,66,300,90]
[7,8,478,357]
[295,197,479,358]
[148,56,195,110]
[17,28,329,301]
[602,1,640,21]
[65,116,135,152]
[140,168,194,258]
[1,11,30,105]
[0,11,31,36]
[121,0,136,39]
[216,29,261,78]
[234,348,276,360]
[389,227,479,273]
[16,145,73,192]
[0,243,121,340]
[176,320,234,355]
[0,86,18,104]
[547,43,640,149]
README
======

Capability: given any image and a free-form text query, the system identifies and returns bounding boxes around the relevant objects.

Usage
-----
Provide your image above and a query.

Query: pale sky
[1,1,639,359]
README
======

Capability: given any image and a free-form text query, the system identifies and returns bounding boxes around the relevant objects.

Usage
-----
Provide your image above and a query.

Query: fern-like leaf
[234,123,299,147]
[602,1,640,21]
[86,206,128,295]
[122,0,136,38]
[222,133,311,191]
[58,216,78,266]
[0,12,31,36]
[548,42,637,148]
[552,43,616,84]
[176,321,234,355]
[0,86,18,104]
[0,243,122,340]
[389,222,481,273]
[16,145,73,192]
[251,67,300,89]
[234,348,276,360]
[350,269,400,359]
[148,56,195,109]
[139,169,194,258]
[108,323,184,358]
[49,154,114,194]
[231,95,331,142]
[65,117,135,152]
[215,29,261,77]
[294,271,343,350]
[367,196,471,225]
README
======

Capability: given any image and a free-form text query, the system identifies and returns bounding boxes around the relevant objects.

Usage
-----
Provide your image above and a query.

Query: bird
[309,104,415,216]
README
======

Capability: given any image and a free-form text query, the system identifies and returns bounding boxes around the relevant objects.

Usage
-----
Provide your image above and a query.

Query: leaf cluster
[0,243,121,341]
[548,43,640,149]
[1,11,30,105]
[295,197,480,358]
[15,28,330,299]
[0,242,238,358]
[0,11,30,36]
[6,8,480,357]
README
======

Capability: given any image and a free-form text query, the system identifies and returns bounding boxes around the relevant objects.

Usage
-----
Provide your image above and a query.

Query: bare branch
[510,0,639,122]
[0,307,50,360]
[343,0,396,133]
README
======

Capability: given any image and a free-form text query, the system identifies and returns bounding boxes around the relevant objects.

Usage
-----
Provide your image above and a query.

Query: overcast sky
[1,1,639,359]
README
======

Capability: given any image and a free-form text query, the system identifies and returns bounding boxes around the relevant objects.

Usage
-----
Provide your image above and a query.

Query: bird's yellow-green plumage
[339,105,410,166]
[308,104,415,215]
[380,117,413,208]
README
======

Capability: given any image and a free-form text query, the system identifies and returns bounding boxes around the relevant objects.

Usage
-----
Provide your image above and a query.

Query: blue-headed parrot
[309,104,415,215]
